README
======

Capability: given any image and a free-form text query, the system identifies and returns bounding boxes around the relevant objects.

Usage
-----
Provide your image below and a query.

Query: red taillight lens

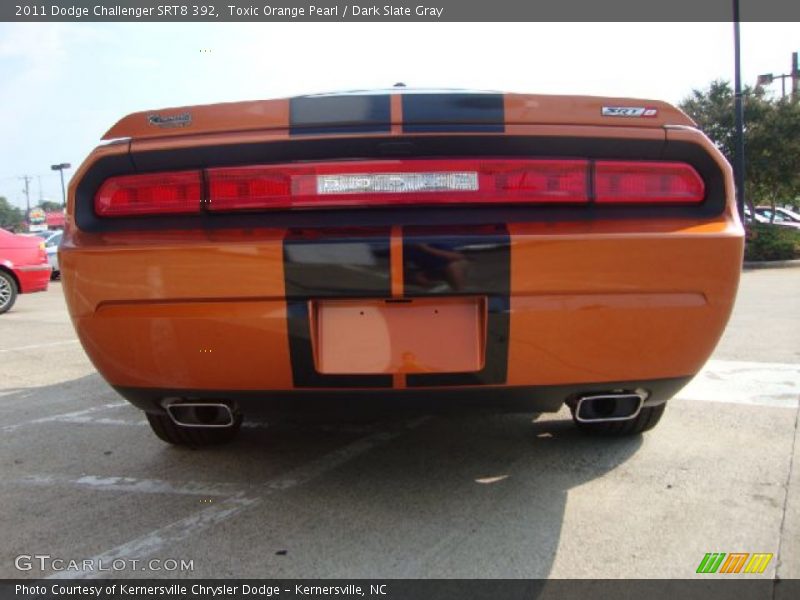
[594,161,704,204]
[206,159,590,211]
[207,166,293,211]
[93,160,706,217]
[95,171,203,217]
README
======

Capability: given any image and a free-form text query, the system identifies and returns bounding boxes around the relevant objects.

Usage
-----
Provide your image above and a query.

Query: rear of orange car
[61,91,743,445]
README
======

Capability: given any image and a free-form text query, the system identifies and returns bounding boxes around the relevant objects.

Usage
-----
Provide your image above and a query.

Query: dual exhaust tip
[573,391,646,423]
[164,400,235,428]
[161,392,647,428]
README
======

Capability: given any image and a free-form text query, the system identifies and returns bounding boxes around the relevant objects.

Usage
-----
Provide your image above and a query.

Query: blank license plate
[312,297,486,374]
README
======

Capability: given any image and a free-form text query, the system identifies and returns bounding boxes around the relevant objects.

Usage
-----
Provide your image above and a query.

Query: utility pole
[793,52,798,101]
[20,175,31,216]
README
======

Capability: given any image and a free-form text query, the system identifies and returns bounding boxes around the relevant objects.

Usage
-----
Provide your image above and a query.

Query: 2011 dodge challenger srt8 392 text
[61,90,744,446]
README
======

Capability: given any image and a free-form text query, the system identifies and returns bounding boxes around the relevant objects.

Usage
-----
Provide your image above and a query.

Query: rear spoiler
[102,92,696,141]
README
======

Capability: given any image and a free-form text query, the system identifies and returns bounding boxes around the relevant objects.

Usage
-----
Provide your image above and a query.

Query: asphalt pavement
[1,268,798,580]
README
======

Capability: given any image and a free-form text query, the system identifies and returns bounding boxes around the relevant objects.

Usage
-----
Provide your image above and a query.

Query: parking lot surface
[1,268,798,580]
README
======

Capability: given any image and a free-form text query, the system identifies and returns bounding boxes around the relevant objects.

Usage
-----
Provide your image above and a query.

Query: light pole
[756,73,791,98]
[50,163,71,209]
[757,52,800,100]
[732,0,745,222]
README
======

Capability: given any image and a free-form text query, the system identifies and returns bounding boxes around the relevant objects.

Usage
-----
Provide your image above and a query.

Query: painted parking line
[0,340,79,354]
[9,474,246,497]
[47,415,148,427]
[13,410,379,433]
[52,416,430,579]
[1,402,128,433]
[50,415,275,430]
[47,494,259,581]
[676,359,800,408]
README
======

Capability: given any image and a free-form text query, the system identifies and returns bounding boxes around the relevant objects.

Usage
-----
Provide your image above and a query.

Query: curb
[742,259,800,270]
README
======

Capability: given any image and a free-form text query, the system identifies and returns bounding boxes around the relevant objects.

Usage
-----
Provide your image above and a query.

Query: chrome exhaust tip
[574,391,646,423]
[164,401,235,428]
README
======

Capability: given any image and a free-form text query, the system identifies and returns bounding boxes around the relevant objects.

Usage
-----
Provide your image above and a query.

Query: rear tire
[146,411,242,446]
[571,402,666,436]
[0,270,18,314]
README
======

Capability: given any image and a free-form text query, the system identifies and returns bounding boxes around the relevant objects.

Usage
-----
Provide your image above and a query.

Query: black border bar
[1,579,794,600]
[4,0,799,22]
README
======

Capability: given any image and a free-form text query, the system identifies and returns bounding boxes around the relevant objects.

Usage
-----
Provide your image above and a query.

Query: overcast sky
[0,21,797,209]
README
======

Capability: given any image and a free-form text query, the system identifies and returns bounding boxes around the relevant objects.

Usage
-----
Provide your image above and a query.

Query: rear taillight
[594,161,705,204]
[95,171,202,217]
[93,160,704,216]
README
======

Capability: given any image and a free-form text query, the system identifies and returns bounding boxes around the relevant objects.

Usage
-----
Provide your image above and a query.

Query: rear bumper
[62,220,743,394]
[16,264,51,293]
[116,376,691,417]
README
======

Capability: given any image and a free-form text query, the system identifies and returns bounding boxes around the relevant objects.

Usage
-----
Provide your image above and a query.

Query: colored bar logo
[696,553,773,574]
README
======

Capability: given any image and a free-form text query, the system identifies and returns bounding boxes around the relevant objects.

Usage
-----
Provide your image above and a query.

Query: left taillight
[94,171,203,217]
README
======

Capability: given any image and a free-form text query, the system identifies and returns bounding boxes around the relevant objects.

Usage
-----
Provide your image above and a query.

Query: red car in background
[0,228,51,313]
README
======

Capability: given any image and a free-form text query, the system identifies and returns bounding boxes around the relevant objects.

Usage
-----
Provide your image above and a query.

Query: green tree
[38,200,63,212]
[0,197,25,231]
[679,81,800,214]
[746,97,800,213]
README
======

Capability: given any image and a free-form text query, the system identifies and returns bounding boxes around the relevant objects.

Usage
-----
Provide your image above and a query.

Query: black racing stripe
[290,95,391,136]
[402,93,505,133]
[284,229,392,298]
[283,228,393,388]
[403,225,511,387]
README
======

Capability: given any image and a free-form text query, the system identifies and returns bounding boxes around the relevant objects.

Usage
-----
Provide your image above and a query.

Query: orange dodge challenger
[61,90,744,445]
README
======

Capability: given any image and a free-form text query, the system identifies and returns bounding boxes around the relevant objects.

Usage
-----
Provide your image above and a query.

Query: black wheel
[146,411,242,446]
[571,402,666,436]
[0,270,18,314]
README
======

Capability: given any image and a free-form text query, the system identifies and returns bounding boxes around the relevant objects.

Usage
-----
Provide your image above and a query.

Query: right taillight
[594,161,705,204]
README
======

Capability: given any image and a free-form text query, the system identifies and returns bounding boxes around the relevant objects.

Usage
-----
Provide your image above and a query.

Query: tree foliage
[680,81,800,212]
[0,197,25,231]
[38,200,63,212]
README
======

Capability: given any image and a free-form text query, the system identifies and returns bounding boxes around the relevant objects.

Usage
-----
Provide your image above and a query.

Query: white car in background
[755,206,800,229]
[36,230,63,278]
[744,206,770,224]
